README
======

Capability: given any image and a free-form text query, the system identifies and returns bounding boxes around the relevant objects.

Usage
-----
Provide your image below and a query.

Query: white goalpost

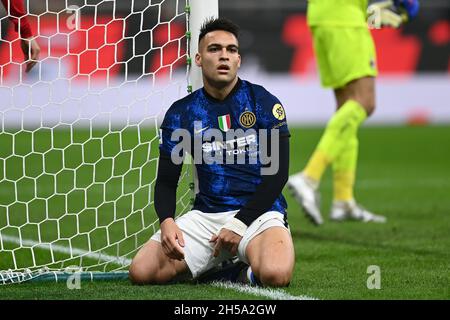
[0,0,218,284]
[188,0,219,92]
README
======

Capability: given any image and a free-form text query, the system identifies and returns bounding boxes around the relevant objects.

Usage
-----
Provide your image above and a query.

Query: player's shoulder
[241,79,281,105]
[169,91,197,110]
[165,90,199,117]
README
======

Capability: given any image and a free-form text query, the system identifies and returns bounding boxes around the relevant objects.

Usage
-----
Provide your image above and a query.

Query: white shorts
[150,210,289,279]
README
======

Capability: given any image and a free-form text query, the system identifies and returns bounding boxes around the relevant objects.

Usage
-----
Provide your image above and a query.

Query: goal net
[0,0,216,284]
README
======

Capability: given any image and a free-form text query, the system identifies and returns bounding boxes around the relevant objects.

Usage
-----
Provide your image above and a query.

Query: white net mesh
[0,0,193,283]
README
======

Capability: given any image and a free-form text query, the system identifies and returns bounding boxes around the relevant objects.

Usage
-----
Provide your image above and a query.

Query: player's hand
[367,0,405,29]
[160,218,185,261]
[20,37,41,73]
[210,228,242,257]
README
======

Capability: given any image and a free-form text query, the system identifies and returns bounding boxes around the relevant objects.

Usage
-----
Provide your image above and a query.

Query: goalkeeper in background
[287,0,419,225]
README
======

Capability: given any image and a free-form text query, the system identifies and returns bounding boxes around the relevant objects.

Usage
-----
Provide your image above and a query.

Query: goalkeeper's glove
[367,0,419,29]
[393,0,420,22]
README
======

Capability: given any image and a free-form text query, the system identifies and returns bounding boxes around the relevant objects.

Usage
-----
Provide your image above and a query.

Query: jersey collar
[202,78,242,103]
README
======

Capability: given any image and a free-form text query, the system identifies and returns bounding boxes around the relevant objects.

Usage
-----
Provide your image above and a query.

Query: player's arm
[211,134,290,257]
[154,152,185,260]
[367,0,419,29]
[1,0,40,72]
[233,134,290,225]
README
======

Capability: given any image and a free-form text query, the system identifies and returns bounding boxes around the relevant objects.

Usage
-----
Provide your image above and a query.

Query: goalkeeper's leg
[289,79,372,224]
[332,76,375,204]
[304,76,374,183]
[330,77,386,223]
[288,26,378,225]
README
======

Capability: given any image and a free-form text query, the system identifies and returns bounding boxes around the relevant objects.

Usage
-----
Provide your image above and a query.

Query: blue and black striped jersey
[159,78,290,215]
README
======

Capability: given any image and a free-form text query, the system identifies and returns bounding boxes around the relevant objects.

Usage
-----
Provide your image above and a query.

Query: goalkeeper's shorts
[311,26,378,89]
[150,210,289,279]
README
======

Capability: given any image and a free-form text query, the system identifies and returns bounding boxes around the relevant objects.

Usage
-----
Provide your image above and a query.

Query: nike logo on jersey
[194,126,209,134]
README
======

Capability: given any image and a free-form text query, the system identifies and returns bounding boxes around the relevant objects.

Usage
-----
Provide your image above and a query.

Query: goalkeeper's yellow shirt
[307,0,369,27]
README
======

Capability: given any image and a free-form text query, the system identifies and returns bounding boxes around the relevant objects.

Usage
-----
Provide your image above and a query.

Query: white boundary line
[212,281,317,300]
[1,235,317,300]
[1,234,132,266]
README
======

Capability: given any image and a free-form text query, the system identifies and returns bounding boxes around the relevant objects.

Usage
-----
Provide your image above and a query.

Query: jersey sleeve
[159,104,183,157]
[256,89,290,138]
[1,0,33,38]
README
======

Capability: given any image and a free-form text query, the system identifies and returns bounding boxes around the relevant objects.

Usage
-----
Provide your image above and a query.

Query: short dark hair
[198,17,239,43]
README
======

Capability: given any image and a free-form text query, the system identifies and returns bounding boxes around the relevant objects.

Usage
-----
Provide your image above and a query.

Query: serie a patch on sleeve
[272,104,285,120]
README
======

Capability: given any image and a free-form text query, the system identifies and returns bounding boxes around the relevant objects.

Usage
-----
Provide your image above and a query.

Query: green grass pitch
[0,125,449,299]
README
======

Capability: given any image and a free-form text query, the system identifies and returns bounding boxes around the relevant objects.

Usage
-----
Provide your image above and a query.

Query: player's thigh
[147,210,236,279]
[245,226,295,277]
[129,239,189,284]
[312,27,377,90]
[335,76,376,114]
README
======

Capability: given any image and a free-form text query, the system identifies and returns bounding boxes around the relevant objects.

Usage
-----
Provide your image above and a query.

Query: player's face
[196,30,241,88]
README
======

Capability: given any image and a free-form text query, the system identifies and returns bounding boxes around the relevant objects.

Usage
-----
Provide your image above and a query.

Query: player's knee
[130,258,180,285]
[362,99,376,116]
[129,261,153,285]
[129,259,167,285]
[347,76,376,116]
[259,265,292,288]
[356,92,376,116]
